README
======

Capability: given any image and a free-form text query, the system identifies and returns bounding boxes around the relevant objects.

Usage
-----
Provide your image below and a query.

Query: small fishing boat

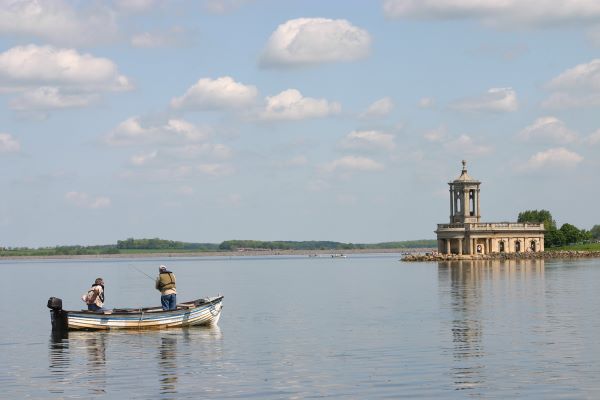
[47,296,223,331]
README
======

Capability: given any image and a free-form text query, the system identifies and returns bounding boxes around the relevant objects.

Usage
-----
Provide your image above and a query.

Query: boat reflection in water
[48,326,223,397]
[438,259,545,394]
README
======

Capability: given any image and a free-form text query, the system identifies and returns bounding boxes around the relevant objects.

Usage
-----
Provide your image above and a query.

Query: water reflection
[158,334,178,396]
[439,259,545,393]
[48,331,70,395]
[48,326,223,397]
[84,332,107,395]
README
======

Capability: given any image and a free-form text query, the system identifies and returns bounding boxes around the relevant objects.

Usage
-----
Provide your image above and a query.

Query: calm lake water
[1,254,600,399]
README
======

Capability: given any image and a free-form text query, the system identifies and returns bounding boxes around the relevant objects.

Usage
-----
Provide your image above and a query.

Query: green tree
[559,223,582,245]
[545,228,565,247]
[591,225,600,240]
[517,209,556,230]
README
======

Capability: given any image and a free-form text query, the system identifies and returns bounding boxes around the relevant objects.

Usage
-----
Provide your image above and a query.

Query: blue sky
[1,0,599,247]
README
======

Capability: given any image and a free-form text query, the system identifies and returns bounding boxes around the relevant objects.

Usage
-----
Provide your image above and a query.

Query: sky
[1,0,600,248]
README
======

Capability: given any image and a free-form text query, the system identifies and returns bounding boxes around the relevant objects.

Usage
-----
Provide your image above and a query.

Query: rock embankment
[402,251,600,262]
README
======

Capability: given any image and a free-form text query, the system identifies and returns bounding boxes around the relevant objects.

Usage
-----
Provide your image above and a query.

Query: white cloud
[197,163,235,177]
[546,59,600,90]
[131,27,187,48]
[202,0,249,14]
[177,185,194,196]
[521,147,583,170]
[114,0,157,13]
[587,129,600,145]
[382,0,600,27]
[65,191,111,209]
[339,130,396,151]
[518,116,579,144]
[9,87,95,110]
[171,76,258,110]
[418,97,435,108]
[360,97,394,118]
[423,126,447,142]
[105,117,209,146]
[260,18,371,67]
[320,156,384,173]
[451,87,518,112]
[0,45,131,113]
[130,150,158,166]
[0,0,118,46]
[261,89,341,120]
[224,193,242,207]
[307,179,329,192]
[170,143,233,160]
[0,45,132,91]
[444,134,492,156]
[0,133,20,153]
[541,92,600,109]
[543,59,600,108]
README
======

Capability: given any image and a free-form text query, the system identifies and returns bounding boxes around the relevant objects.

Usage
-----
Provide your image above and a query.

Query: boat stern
[47,297,68,332]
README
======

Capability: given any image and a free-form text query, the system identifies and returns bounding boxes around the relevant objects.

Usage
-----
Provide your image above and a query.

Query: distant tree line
[116,238,219,251]
[518,210,593,247]
[0,245,120,257]
[218,239,436,251]
[1,238,437,256]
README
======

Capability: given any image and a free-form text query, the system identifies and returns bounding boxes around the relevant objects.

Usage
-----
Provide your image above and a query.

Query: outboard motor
[47,297,68,332]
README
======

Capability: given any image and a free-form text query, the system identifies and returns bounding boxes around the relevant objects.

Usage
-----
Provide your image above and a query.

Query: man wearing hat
[155,265,177,310]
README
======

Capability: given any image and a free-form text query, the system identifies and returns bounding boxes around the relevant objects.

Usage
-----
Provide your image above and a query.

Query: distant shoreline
[0,248,433,261]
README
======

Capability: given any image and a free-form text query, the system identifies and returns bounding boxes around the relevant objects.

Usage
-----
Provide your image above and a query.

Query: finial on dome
[462,160,467,172]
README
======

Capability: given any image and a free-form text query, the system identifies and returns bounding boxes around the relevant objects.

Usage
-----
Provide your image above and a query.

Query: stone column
[449,186,454,221]
[476,188,481,220]
[458,238,463,255]
[463,189,469,217]
[470,238,474,255]
[446,239,451,254]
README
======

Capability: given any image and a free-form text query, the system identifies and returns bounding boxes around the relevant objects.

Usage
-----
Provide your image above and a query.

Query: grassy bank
[546,242,600,252]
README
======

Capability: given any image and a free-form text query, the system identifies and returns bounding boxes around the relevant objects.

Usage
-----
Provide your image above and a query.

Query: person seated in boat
[155,265,177,311]
[82,277,106,312]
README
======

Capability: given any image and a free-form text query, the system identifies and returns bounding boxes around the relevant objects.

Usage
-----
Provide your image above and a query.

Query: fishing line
[129,264,155,281]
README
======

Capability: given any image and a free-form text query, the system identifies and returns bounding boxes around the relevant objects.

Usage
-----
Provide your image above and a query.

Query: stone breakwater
[402,251,600,262]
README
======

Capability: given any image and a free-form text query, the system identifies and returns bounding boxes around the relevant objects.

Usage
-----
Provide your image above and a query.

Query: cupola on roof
[453,160,479,183]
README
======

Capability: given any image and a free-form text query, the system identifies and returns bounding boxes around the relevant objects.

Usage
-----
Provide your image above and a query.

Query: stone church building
[435,161,544,255]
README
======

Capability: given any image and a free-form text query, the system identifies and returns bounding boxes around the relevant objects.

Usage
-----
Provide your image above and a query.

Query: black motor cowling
[47,297,68,332]
[47,297,62,311]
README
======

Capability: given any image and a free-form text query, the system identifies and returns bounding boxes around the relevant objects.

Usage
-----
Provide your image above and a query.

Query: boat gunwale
[66,296,223,317]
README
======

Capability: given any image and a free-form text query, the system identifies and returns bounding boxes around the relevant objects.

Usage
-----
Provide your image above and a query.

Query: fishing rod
[129,264,155,281]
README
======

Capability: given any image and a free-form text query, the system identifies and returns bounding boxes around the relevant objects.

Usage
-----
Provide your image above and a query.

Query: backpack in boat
[81,288,96,304]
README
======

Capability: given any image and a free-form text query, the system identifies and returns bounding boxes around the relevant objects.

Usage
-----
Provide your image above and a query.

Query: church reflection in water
[438,259,544,392]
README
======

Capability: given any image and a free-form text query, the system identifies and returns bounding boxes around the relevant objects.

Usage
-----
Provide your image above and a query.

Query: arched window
[469,190,475,216]
[530,240,536,252]
[515,241,521,252]
[499,241,505,253]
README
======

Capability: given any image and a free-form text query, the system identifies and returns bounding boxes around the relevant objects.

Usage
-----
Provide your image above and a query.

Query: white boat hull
[65,297,223,330]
